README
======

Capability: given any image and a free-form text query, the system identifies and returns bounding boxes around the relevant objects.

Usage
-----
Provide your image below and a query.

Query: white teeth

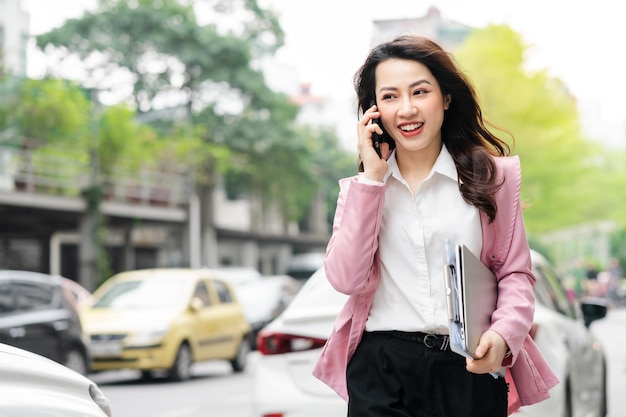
[400,123,423,131]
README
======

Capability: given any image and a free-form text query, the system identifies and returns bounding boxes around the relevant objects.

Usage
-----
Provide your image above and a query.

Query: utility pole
[79,89,102,291]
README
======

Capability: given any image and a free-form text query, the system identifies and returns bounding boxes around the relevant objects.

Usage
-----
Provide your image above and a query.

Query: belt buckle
[423,334,437,349]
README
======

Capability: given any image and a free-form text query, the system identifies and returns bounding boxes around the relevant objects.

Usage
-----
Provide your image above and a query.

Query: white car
[235,275,302,348]
[211,267,302,349]
[0,342,112,416]
[252,250,608,417]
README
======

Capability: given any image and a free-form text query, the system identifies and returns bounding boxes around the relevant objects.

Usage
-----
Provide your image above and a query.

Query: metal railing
[0,140,190,207]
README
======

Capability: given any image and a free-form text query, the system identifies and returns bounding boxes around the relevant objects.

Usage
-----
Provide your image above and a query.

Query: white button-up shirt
[363,145,482,334]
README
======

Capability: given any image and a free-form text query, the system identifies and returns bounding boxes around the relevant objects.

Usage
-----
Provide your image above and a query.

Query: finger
[364,123,381,139]
[474,343,488,359]
[381,142,392,159]
[465,358,482,374]
[362,109,379,124]
[474,333,496,359]
[466,358,491,375]
[374,122,383,135]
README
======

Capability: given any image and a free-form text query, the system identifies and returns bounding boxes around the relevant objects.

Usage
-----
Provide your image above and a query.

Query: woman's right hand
[358,104,390,182]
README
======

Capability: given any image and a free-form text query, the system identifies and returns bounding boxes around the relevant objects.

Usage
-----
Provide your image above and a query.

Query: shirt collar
[385,144,458,183]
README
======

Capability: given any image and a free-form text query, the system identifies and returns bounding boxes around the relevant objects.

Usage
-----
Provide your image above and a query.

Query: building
[5,5,612,289]
[371,6,471,50]
[0,138,329,291]
[0,1,331,287]
[0,0,29,76]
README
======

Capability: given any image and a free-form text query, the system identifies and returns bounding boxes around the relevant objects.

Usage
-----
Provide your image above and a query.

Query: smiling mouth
[399,122,424,132]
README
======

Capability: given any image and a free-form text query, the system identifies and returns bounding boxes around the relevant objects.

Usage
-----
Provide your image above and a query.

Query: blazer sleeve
[324,176,386,295]
[485,156,536,365]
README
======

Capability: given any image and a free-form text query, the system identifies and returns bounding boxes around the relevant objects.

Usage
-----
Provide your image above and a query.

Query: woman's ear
[444,94,452,110]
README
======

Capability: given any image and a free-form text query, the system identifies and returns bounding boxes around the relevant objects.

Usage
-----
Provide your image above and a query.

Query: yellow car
[80,268,252,381]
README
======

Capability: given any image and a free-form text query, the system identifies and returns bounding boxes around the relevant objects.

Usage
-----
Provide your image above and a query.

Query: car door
[533,262,605,411]
[206,278,243,357]
[0,279,64,362]
[187,279,217,361]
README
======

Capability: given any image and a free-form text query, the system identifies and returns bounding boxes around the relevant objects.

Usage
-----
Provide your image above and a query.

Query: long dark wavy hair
[354,35,510,223]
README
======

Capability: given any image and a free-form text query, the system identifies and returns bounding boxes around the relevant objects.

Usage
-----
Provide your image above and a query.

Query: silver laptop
[458,244,498,357]
[445,244,498,358]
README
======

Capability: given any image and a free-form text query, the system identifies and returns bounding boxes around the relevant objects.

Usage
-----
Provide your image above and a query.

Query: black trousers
[346,331,508,417]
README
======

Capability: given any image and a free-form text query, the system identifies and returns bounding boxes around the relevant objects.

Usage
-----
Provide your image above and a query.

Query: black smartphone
[370,100,382,158]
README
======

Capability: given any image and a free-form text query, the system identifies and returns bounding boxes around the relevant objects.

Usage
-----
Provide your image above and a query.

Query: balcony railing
[0,140,190,207]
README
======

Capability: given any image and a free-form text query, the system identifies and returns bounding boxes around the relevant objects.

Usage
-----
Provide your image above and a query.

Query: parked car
[80,268,252,381]
[253,250,608,417]
[62,277,94,308]
[212,267,302,349]
[0,270,91,375]
[285,253,325,281]
[0,342,111,416]
[234,274,302,348]
[211,266,263,286]
[516,252,608,417]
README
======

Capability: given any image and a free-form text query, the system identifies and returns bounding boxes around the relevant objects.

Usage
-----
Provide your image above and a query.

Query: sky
[21,0,626,148]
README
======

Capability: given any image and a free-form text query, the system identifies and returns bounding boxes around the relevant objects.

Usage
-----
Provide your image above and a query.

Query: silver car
[252,250,608,417]
[0,342,112,416]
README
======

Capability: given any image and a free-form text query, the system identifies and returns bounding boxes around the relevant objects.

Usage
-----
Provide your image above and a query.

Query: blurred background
[2,2,626,417]
[1,0,625,305]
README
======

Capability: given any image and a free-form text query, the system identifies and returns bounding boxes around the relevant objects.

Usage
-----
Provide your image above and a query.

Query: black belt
[368,330,451,351]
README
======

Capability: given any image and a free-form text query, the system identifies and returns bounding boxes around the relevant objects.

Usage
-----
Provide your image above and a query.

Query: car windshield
[92,279,189,309]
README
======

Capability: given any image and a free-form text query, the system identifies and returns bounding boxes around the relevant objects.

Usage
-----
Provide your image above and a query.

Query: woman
[312,35,558,416]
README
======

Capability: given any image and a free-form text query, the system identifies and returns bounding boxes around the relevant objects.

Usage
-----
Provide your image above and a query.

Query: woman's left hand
[465,330,508,374]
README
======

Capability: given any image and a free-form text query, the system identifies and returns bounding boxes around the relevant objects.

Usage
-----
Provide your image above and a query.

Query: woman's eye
[413,90,426,96]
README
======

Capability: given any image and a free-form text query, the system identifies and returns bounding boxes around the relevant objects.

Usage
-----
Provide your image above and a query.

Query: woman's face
[374,58,450,155]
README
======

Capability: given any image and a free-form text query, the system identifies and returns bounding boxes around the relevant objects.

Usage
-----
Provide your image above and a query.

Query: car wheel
[229,335,250,373]
[563,378,573,417]
[600,359,608,417]
[140,370,155,380]
[64,347,89,376]
[168,343,193,382]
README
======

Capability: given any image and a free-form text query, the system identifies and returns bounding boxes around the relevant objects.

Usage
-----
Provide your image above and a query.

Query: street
[92,307,626,417]
[91,360,255,417]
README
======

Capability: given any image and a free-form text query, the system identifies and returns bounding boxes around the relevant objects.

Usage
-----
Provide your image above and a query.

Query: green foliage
[27,0,359,234]
[0,77,91,145]
[98,104,159,175]
[33,0,327,227]
[36,0,283,113]
[0,75,170,187]
[219,98,315,222]
[455,25,626,233]
[303,125,360,226]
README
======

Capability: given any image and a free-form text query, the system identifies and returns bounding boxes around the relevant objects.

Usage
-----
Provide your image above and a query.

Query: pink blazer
[312,155,559,415]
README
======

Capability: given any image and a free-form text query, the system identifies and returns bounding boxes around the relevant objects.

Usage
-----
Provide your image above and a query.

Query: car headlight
[126,327,169,347]
[89,384,112,417]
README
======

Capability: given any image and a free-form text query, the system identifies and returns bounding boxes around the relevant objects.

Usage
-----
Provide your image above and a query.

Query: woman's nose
[398,97,417,117]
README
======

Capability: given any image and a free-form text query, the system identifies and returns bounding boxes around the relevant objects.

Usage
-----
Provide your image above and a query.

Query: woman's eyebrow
[411,79,432,88]
[378,79,432,93]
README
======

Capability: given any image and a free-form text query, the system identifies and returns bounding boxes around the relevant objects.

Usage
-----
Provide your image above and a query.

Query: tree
[34,0,328,233]
[610,227,626,275]
[454,25,626,234]
[0,76,166,194]
[0,77,91,146]
[98,104,160,175]
[304,125,360,227]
